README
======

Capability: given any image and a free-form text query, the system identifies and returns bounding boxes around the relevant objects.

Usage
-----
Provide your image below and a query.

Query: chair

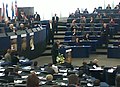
[0,79,9,87]
[53,74,63,80]
[14,84,26,87]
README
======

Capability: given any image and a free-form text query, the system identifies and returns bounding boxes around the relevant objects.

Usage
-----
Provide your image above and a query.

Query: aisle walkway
[33,54,120,67]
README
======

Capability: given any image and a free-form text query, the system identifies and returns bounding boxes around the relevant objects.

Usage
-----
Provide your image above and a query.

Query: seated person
[72,28,77,36]
[18,23,26,30]
[90,16,94,23]
[31,61,39,70]
[96,13,102,19]
[27,72,39,87]
[83,33,90,41]
[80,16,86,31]
[70,19,78,31]
[68,74,80,87]
[93,79,100,87]
[115,74,120,87]
[114,65,120,74]
[92,59,99,67]
[109,18,115,26]
[74,37,80,46]
[71,29,77,42]
[10,66,21,78]
[8,24,16,32]
[60,58,73,69]
[2,68,14,83]
[102,13,108,18]
[11,52,19,65]
[80,61,89,75]
[4,49,11,63]
[44,63,56,74]
[45,74,56,85]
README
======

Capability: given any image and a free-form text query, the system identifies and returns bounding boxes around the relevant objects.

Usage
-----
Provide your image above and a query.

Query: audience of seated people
[0,10,41,34]
[1,56,120,87]
[0,2,120,87]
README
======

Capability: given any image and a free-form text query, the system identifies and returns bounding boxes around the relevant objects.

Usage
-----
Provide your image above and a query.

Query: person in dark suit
[83,8,89,14]
[93,8,98,14]
[34,12,40,21]
[92,59,99,67]
[115,75,120,87]
[80,61,89,75]
[101,23,110,47]
[11,52,19,65]
[74,37,80,46]
[70,19,78,31]
[52,14,59,34]
[106,4,111,9]
[75,8,80,18]
[51,40,60,64]
[83,33,90,41]
[8,24,16,32]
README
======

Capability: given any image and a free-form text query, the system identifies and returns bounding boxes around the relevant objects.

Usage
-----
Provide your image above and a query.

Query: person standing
[51,40,60,64]
[34,12,40,21]
[101,23,110,47]
[52,14,59,34]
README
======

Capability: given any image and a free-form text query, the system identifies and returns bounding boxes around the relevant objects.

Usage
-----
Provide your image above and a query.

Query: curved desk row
[67,17,120,23]
[107,46,120,58]
[59,45,91,58]
[63,40,97,52]
[0,27,47,60]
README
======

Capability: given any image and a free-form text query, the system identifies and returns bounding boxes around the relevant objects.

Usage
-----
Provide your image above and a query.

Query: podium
[65,48,72,63]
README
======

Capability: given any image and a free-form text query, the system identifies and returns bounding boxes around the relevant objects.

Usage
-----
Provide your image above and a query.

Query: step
[54,31,65,35]
[58,21,67,26]
[54,37,64,40]
[96,49,107,55]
